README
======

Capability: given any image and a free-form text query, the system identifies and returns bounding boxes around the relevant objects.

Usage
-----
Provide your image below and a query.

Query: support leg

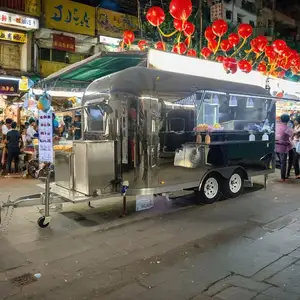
[264,174,268,190]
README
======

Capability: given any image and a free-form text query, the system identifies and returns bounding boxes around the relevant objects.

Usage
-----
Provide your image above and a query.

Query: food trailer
[1,50,278,228]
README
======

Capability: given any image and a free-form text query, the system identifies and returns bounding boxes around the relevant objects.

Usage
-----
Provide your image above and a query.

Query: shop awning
[36,51,147,90]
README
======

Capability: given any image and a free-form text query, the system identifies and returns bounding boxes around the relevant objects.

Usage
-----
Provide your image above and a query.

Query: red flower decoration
[205,26,216,41]
[123,31,135,45]
[172,42,187,54]
[257,62,267,73]
[184,22,195,36]
[201,47,212,59]
[272,39,287,55]
[187,49,197,57]
[238,59,252,73]
[155,41,166,51]
[169,0,192,21]
[223,57,237,74]
[228,33,240,47]
[146,6,165,27]
[208,40,218,52]
[138,40,148,51]
[238,23,253,39]
[217,56,225,63]
[220,39,232,52]
[212,19,228,37]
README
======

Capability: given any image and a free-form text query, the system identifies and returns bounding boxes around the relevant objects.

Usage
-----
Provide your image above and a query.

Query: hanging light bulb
[212,94,219,104]
[229,96,237,107]
[246,97,254,108]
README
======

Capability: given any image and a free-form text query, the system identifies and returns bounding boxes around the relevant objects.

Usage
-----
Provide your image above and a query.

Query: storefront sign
[45,0,95,36]
[53,34,75,52]
[0,30,26,43]
[0,11,39,30]
[25,0,41,17]
[38,111,53,163]
[97,8,138,38]
[0,79,19,95]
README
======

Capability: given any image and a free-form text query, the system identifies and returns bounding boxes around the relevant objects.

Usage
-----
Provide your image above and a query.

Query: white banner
[38,111,53,163]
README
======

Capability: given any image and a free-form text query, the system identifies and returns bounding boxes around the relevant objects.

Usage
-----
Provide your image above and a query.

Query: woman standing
[276,114,294,182]
[291,115,300,179]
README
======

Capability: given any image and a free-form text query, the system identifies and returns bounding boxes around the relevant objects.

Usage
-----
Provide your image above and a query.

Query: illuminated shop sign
[0,11,39,30]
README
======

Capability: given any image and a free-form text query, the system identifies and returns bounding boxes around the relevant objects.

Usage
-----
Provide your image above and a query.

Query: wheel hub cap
[204,178,218,199]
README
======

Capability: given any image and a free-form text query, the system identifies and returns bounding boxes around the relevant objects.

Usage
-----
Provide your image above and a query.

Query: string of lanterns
[122,0,300,78]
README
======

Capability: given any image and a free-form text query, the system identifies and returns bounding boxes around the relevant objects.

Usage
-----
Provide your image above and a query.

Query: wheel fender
[198,171,222,191]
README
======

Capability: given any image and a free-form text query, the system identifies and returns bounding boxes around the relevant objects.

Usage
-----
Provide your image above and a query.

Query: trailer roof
[82,66,271,104]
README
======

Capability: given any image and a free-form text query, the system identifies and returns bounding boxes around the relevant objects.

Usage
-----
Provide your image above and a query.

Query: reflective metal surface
[55,152,74,190]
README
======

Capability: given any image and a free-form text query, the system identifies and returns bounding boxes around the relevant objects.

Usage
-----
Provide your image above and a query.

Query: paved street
[1,174,300,300]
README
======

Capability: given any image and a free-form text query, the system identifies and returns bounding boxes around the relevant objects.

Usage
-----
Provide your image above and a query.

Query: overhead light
[246,97,254,108]
[229,96,238,107]
[32,89,83,98]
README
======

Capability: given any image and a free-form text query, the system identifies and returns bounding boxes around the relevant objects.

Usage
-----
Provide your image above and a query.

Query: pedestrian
[1,118,13,171]
[6,122,20,174]
[291,115,300,179]
[70,113,82,140]
[26,117,37,142]
[276,114,294,182]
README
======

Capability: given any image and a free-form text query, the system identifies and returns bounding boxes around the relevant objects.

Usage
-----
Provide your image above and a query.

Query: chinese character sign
[97,8,139,38]
[38,111,53,164]
[0,30,27,43]
[53,34,75,52]
[25,0,41,17]
[45,0,95,36]
[0,10,39,30]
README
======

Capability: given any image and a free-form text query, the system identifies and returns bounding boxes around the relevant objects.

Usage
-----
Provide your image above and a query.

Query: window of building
[52,49,67,63]
[226,10,232,20]
[249,20,255,27]
[40,48,51,61]
[237,14,243,24]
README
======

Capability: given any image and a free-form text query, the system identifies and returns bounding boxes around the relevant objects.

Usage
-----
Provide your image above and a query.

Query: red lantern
[278,59,291,71]
[217,56,224,63]
[173,19,186,31]
[201,47,212,59]
[228,33,240,47]
[255,36,268,52]
[123,31,135,45]
[272,40,287,55]
[257,62,267,73]
[146,6,165,27]
[205,26,216,41]
[265,45,276,60]
[290,51,300,66]
[169,0,192,21]
[184,22,195,36]
[138,40,148,51]
[155,41,166,51]
[184,36,191,47]
[220,39,232,52]
[208,40,218,52]
[238,59,252,73]
[250,38,260,54]
[223,57,237,74]
[281,47,292,59]
[238,23,253,39]
[212,19,228,37]
[172,42,187,54]
[187,49,197,57]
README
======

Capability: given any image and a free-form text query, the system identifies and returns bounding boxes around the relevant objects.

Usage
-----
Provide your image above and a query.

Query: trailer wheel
[196,173,221,204]
[37,216,50,228]
[222,170,245,198]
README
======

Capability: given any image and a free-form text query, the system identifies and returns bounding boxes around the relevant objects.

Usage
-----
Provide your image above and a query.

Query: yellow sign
[97,8,139,38]
[19,77,29,92]
[44,0,95,36]
[0,30,26,43]
[25,0,41,17]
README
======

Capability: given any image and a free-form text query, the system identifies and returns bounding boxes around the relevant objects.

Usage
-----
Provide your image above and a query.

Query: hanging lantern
[169,0,192,21]
[208,40,218,52]
[238,59,252,73]
[220,39,232,52]
[173,19,187,31]
[255,36,268,52]
[216,56,224,63]
[223,57,237,74]
[184,22,195,36]
[205,26,216,41]
[257,62,267,73]
[228,33,240,47]
[212,19,228,37]
[187,49,197,57]
[172,42,187,54]
[146,6,165,27]
[138,40,148,51]
[155,41,166,51]
[123,31,135,45]
[250,38,260,54]
[272,39,287,55]
[201,47,212,59]
[238,23,253,39]
[265,45,276,60]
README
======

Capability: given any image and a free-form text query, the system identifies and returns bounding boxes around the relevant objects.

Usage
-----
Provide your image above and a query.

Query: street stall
[0,49,281,229]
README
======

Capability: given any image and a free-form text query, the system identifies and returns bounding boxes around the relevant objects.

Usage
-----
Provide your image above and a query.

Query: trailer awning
[36,51,147,90]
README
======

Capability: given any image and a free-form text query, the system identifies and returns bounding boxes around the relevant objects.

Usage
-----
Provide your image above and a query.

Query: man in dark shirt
[71,115,82,140]
[6,122,20,174]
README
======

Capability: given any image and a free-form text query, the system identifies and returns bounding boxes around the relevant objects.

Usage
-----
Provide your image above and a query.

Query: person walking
[6,122,20,174]
[276,114,294,182]
[291,115,300,179]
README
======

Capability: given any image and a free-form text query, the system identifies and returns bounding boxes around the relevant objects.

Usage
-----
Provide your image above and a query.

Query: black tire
[37,216,50,228]
[222,169,245,199]
[196,173,221,204]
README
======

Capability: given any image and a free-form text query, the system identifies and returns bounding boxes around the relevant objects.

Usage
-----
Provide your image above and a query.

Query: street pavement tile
[262,287,300,300]
[215,286,257,300]
[290,249,300,259]
[252,255,298,281]
[204,275,270,296]
[0,281,21,299]
[266,264,300,294]
[100,283,148,300]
